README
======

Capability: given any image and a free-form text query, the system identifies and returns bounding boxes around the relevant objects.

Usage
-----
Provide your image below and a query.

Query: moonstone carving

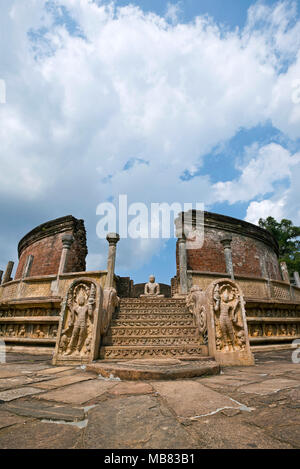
[53,278,103,365]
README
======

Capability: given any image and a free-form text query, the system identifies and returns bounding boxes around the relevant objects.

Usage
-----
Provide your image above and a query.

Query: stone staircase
[99,297,209,360]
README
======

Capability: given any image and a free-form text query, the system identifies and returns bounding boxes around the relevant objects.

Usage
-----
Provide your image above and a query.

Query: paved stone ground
[0,350,299,449]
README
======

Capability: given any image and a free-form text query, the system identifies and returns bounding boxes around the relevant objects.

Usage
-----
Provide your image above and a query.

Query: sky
[0,0,300,284]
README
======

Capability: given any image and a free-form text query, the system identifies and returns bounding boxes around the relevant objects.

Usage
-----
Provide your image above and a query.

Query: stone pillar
[178,236,188,294]
[22,255,34,279]
[221,237,234,280]
[0,270,3,284]
[105,233,120,288]
[2,261,14,284]
[58,234,74,275]
[294,272,300,288]
[280,261,290,284]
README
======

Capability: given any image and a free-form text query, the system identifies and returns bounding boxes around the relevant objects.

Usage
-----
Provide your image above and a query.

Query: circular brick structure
[176,211,281,281]
[15,215,88,279]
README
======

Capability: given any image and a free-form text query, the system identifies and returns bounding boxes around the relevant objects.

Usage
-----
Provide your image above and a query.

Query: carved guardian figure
[52,278,102,365]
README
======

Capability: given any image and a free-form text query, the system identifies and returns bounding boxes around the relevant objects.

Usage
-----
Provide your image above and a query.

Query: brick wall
[15,216,87,279]
[176,211,282,282]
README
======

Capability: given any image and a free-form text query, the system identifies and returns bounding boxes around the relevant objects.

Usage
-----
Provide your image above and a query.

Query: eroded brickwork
[15,216,87,279]
[176,211,281,281]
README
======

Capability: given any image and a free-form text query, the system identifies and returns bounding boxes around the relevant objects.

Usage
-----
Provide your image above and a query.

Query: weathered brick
[15,216,87,279]
[176,211,281,281]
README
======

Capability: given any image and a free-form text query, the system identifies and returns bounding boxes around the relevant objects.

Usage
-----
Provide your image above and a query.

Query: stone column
[280,261,290,284]
[2,261,14,284]
[221,237,234,280]
[0,271,3,284]
[294,272,300,288]
[105,233,120,288]
[178,236,188,295]
[57,234,74,275]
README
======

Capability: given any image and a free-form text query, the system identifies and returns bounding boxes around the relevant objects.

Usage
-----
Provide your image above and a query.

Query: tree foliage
[258,216,300,276]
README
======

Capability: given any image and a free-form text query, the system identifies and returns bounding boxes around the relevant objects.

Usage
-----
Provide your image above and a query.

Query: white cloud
[165,2,182,25]
[1,0,300,271]
[212,143,300,204]
[245,197,287,225]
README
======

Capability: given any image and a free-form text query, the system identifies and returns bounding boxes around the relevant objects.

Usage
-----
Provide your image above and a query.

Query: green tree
[258,216,300,276]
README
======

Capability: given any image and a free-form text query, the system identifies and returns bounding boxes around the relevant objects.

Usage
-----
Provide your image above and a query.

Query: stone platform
[86,358,220,381]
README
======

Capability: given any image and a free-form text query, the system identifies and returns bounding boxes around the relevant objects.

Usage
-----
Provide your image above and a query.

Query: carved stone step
[119,301,187,311]
[99,344,208,360]
[108,326,198,337]
[115,313,192,320]
[87,358,219,381]
[119,299,186,304]
[119,307,188,313]
[111,319,194,327]
[119,309,189,314]
[103,336,203,346]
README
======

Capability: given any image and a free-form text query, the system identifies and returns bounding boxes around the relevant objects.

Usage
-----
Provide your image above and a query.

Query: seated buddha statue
[140,275,164,298]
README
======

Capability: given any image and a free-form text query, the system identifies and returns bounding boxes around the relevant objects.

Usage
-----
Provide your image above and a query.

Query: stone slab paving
[107,382,153,396]
[152,380,243,418]
[0,421,83,449]
[186,413,293,449]
[0,387,45,402]
[0,350,298,449]
[84,395,197,449]
[238,378,300,395]
[32,373,95,390]
[198,375,263,390]
[33,380,119,405]
[0,375,52,391]
[0,410,28,430]
[2,399,85,422]
[35,366,74,376]
[0,369,27,379]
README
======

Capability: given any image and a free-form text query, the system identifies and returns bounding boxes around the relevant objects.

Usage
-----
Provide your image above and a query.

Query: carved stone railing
[0,271,109,302]
[187,272,300,349]
[188,271,300,303]
[0,271,113,353]
[246,300,300,347]
[0,298,61,347]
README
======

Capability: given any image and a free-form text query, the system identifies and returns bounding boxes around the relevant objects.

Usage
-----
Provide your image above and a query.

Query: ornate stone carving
[213,282,243,351]
[53,278,103,365]
[185,279,254,366]
[101,287,119,336]
[186,286,208,344]
[206,279,254,365]
[100,346,207,360]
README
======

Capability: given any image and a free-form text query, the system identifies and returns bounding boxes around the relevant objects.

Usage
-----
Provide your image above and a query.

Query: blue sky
[0,0,300,285]
[113,0,282,26]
